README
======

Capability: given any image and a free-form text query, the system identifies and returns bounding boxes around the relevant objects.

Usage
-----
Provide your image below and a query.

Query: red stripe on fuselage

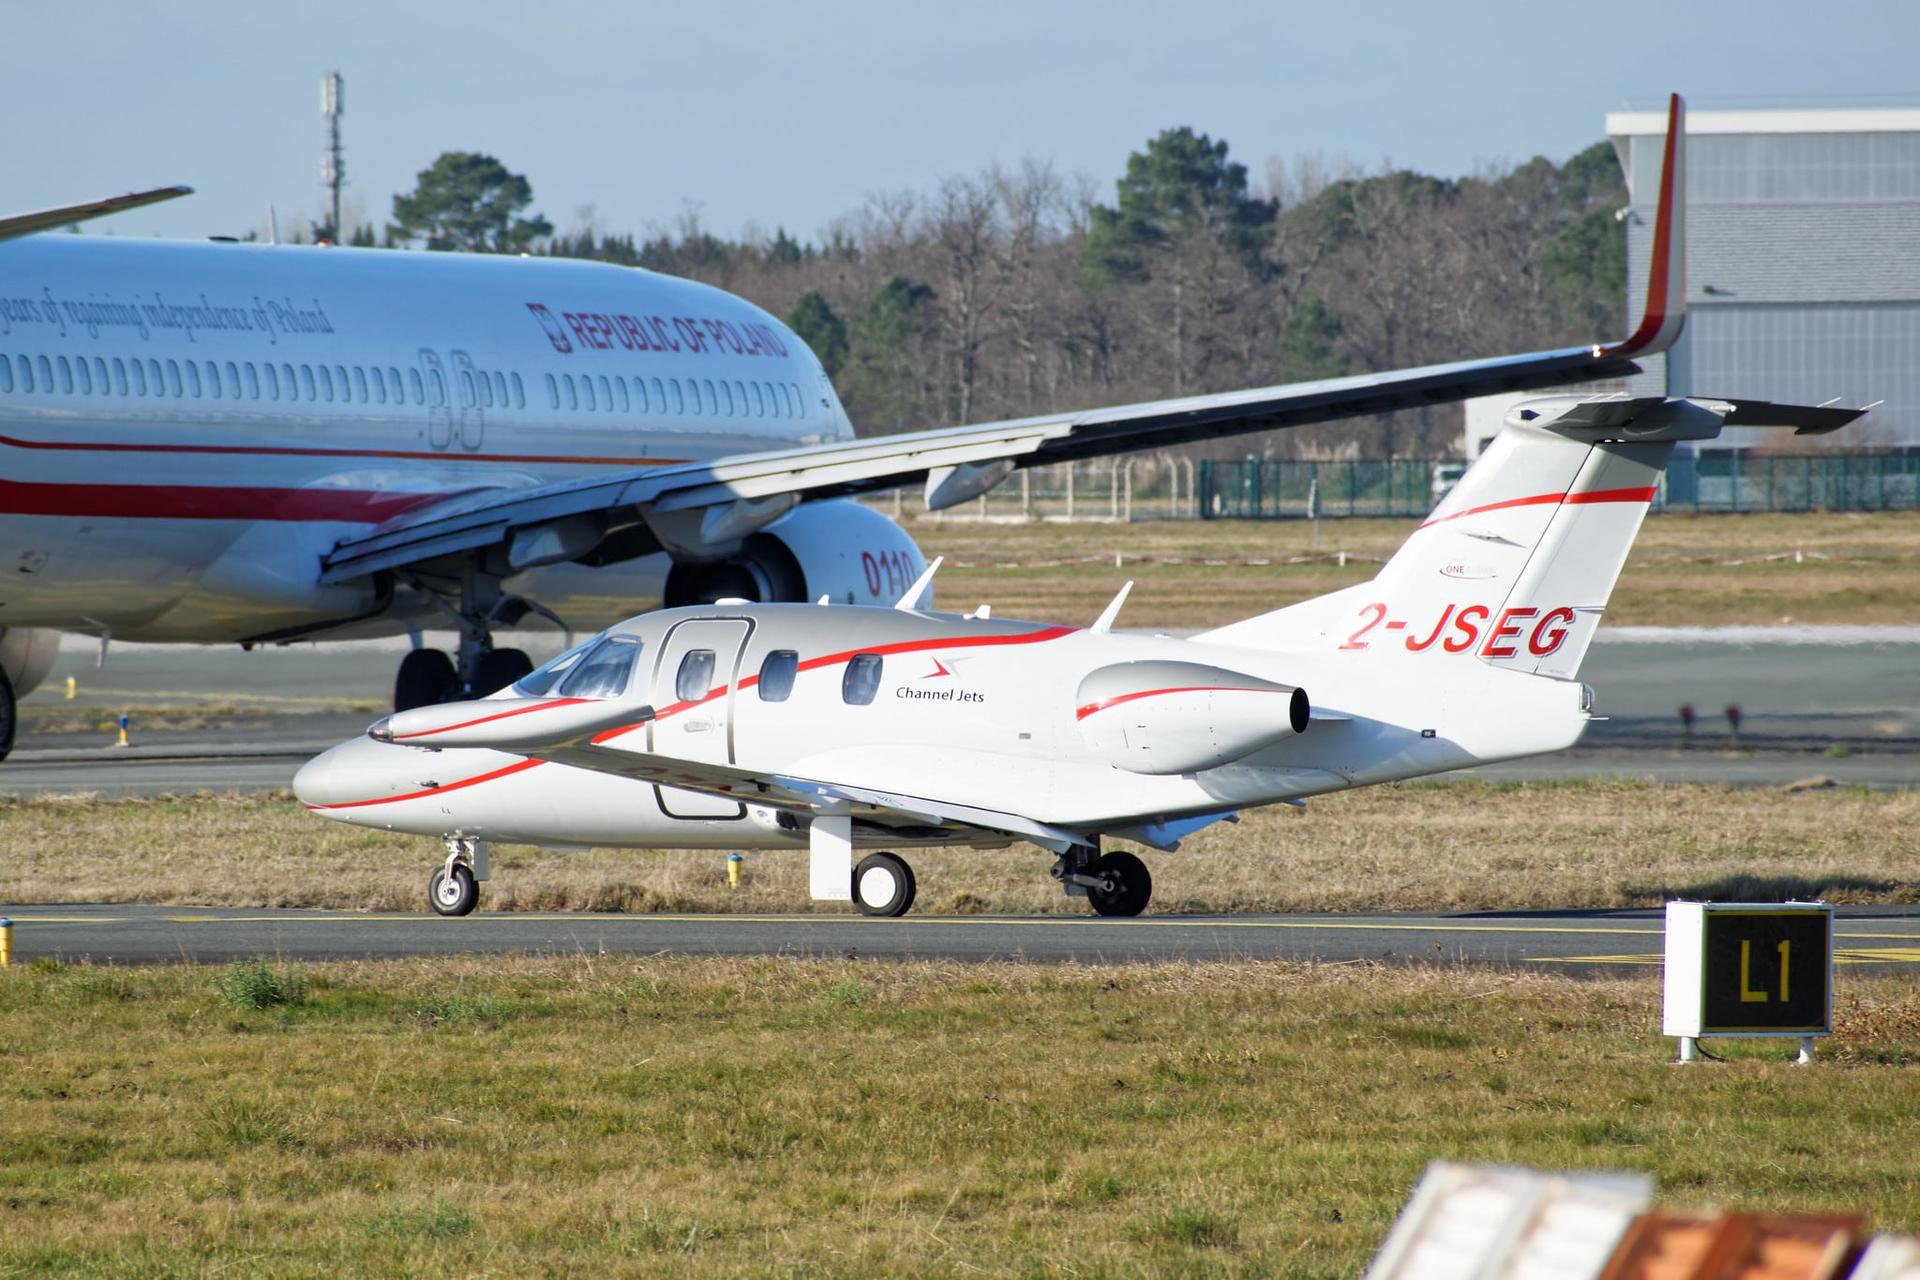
[305,757,544,811]
[391,697,593,741]
[0,478,453,523]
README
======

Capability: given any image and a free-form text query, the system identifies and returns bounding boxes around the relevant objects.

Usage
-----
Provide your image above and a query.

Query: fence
[1197,452,1920,519]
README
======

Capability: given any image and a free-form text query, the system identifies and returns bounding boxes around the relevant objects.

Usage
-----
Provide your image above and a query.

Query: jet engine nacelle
[0,627,59,698]
[1075,659,1310,775]
[663,499,929,609]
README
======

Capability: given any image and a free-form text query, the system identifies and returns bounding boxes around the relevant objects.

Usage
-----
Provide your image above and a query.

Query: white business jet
[292,99,1866,917]
[5,98,1683,761]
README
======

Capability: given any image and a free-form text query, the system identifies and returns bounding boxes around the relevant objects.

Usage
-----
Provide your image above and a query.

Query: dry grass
[1,955,1916,1277]
[910,511,1920,628]
[3,780,1914,914]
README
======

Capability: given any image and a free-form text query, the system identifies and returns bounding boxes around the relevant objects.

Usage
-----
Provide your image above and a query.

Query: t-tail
[1199,393,1870,668]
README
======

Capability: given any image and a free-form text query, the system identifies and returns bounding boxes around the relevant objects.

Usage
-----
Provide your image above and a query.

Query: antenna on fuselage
[1090,581,1134,633]
[894,557,942,611]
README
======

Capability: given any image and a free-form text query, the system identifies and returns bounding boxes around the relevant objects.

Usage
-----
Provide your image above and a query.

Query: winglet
[1090,581,1134,633]
[1601,93,1686,358]
[894,556,942,611]
[0,185,193,245]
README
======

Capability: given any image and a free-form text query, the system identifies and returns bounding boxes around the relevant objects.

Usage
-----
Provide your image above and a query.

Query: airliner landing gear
[853,852,916,917]
[395,649,457,712]
[0,669,15,763]
[428,838,489,917]
[1053,847,1152,917]
[392,555,551,711]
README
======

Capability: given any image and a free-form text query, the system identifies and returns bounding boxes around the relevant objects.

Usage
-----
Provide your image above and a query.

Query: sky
[8,0,1918,245]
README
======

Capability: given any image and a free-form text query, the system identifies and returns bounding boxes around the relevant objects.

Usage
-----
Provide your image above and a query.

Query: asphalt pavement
[5,902,1919,975]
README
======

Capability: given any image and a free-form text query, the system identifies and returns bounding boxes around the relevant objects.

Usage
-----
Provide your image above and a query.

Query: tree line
[361,133,1628,459]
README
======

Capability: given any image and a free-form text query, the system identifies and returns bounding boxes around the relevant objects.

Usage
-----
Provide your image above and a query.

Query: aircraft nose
[294,735,400,812]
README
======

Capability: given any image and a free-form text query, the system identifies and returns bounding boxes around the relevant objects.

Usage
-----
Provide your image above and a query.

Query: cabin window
[580,374,595,411]
[752,381,767,417]
[597,375,612,411]
[702,379,718,415]
[674,649,716,703]
[509,372,525,408]
[299,365,316,400]
[387,367,404,403]
[13,356,30,393]
[757,650,798,702]
[243,362,259,399]
[841,653,883,706]
[128,359,146,396]
[651,377,665,413]
[184,361,204,398]
[544,373,559,410]
[55,356,73,394]
[352,366,369,403]
[93,356,110,393]
[281,363,297,400]
[491,371,507,407]
[733,380,748,416]
[204,361,223,399]
[670,378,686,414]
[334,365,350,399]
[406,369,423,404]
[557,634,643,699]
[632,377,649,413]
[111,357,128,396]
[224,361,242,399]
[0,359,11,394]
[263,363,279,400]
[152,359,170,397]
[563,375,579,411]
[319,365,336,402]
[369,366,386,404]
[719,380,734,417]
[614,376,629,413]
[73,357,91,395]
[478,370,494,407]
[456,369,473,407]
[37,355,54,392]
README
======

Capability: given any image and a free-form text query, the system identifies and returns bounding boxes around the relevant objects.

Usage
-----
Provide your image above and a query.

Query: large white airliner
[0,98,1701,759]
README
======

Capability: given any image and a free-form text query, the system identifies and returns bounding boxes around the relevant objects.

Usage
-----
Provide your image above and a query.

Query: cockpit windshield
[512,634,630,698]
[555,635,644,699]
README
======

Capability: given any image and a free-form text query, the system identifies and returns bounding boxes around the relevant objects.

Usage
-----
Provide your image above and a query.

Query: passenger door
[418,349,453,450]
[649,617,753,819]
[449,349,485,451]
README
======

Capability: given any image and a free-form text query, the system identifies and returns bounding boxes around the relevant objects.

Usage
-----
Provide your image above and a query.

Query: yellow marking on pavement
[1531,954,1665,966]
[1,915,130,924]
[1838,947,1920,964]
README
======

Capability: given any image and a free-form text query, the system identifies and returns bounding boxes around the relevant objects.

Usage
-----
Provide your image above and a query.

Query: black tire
[1087,850,1152,918]
[0,668,14,763]
[471,648,533,698]
[394,649,457,712]
[428,863,479,917]
[853,852,916,918]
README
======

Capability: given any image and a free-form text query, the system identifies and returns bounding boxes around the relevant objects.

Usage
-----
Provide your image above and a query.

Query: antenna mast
[320,72,345,242]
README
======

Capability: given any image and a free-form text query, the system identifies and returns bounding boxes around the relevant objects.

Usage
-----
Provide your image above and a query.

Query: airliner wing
[0,185,193,244]
[321,96,1687,585]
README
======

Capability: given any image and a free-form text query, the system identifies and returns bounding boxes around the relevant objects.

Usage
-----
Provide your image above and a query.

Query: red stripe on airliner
[0,478,451,523]
[1075,684,1282,721]
[1417,486,1657,531]
[0,431,689,468]
[307,757,544,811]
[391,698,593,741]
[315,623,1080,809]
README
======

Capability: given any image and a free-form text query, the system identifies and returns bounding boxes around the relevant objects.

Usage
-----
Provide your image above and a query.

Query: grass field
[909,510,1920,630]
[1,956,1916,1277]
[4,780,1914,915]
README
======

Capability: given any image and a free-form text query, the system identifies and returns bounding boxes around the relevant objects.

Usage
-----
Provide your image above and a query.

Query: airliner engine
[1075,659,1311,775]
[662,500,929,609]
[0,626,59,758]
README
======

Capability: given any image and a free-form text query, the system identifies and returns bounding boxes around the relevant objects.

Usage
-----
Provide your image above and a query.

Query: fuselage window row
[3,352,801,428]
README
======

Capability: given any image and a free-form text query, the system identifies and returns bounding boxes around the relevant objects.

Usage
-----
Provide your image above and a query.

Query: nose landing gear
[428,838,490,917]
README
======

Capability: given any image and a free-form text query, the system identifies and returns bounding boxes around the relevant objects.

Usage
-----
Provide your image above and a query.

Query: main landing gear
[853,852,917,917]
[1053,846,1153,917]
[428,838,490,917]
[392,556,555,712]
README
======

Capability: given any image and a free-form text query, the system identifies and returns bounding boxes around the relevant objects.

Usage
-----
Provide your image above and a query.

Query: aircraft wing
[321,95,1687,586]
[528,738,1086,849]
[0,185,193,244]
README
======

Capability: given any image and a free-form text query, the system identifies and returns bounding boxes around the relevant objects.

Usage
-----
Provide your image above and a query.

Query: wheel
[395,648,457,711]
[0,668,14,763]
[471,648,533,698]
[1087,850,1152,918]
[853,852,916,917]
[428,863,479,916]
